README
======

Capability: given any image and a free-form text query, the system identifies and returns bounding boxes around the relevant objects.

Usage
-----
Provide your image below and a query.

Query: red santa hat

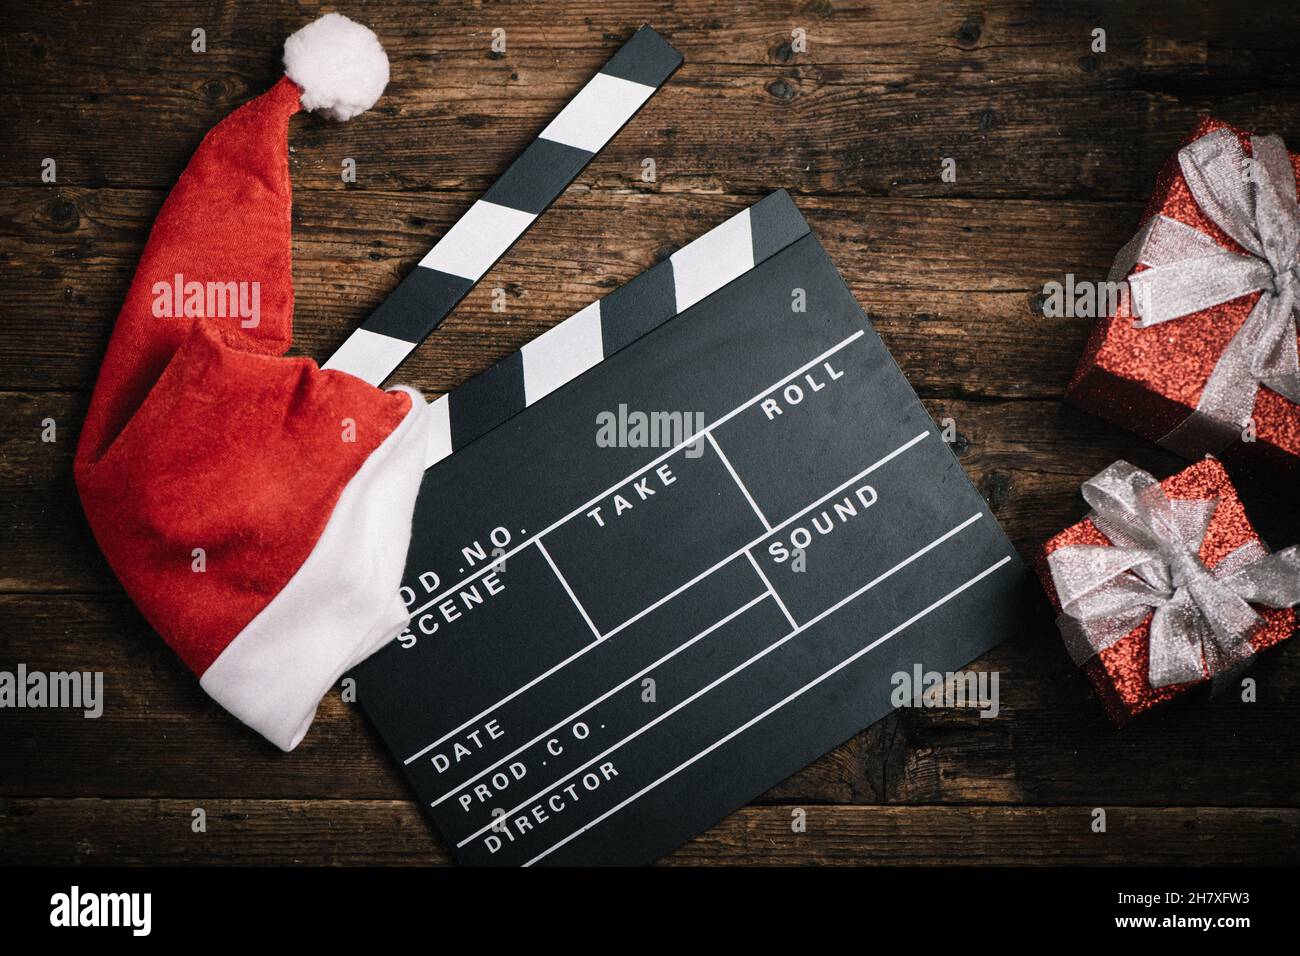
[75,14,430,751]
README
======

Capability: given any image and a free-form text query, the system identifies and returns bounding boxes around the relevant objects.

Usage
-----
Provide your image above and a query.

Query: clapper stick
[324,25,682,386]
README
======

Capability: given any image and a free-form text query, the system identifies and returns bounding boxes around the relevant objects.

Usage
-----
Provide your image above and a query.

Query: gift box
[1066,118,1300,487]
[1036,458,1299,727]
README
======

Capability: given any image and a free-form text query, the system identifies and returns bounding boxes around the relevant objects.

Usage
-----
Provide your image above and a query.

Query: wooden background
[2,0,1299,866]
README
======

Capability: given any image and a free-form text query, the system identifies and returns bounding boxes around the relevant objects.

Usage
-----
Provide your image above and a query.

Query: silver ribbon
[1047,461,1300,688]
[1108,129,1300,457]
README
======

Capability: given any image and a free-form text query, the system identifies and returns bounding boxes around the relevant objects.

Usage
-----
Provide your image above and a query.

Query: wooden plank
[0,186,1136,394]
[2,582,1297,806]
[672,805,1300,866]
[4,2,1299,197]
[9,0,1300,87]
[0,390,105,594]
[0,593,410,799]
[7,391,1295,595]
[2,799,1295,865]
[10,0,1295,91]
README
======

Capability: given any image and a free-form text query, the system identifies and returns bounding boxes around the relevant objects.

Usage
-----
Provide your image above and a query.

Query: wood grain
[2,0,1299,866]
[4,392,1295,595]
[3,588,1298,807]
[5,2,1300,198]
[1,187,1129,395]
[3,799,1296,865]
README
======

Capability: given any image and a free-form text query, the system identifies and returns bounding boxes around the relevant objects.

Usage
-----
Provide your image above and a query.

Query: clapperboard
[342,29,1029,866]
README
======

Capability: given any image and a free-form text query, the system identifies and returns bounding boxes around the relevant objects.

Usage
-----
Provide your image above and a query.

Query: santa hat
[74,14,431,751]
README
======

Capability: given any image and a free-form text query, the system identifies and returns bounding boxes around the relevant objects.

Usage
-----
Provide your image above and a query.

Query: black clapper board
[352,191,1029,866]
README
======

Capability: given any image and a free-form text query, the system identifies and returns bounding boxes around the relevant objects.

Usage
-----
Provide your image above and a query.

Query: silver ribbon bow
[1108,128,1300,457]
[1047,461,1300,688]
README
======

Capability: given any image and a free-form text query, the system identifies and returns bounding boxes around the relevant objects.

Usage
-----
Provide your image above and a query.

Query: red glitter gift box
[1036,458,1297,727]
[1066,118,1300,487]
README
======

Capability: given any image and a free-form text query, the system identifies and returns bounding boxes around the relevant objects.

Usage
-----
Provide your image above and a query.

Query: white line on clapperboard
[743,550,797,630]
[454,511,990,850]
[707,432,771,531]
[522,552,1014,866]
[403,329,877,765]
[535,540,601,640]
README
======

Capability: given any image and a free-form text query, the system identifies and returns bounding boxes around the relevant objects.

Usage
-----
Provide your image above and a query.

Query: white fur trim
[283,13,389,121]
[200,387,430,751]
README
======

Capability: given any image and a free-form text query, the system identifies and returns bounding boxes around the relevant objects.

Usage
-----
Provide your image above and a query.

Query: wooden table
[2,0,1298,866]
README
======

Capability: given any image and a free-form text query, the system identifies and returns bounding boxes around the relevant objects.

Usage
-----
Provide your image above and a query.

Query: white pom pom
[283,13,389,122]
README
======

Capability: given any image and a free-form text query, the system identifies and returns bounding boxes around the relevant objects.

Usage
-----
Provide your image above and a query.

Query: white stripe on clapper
[539,73,657,153]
